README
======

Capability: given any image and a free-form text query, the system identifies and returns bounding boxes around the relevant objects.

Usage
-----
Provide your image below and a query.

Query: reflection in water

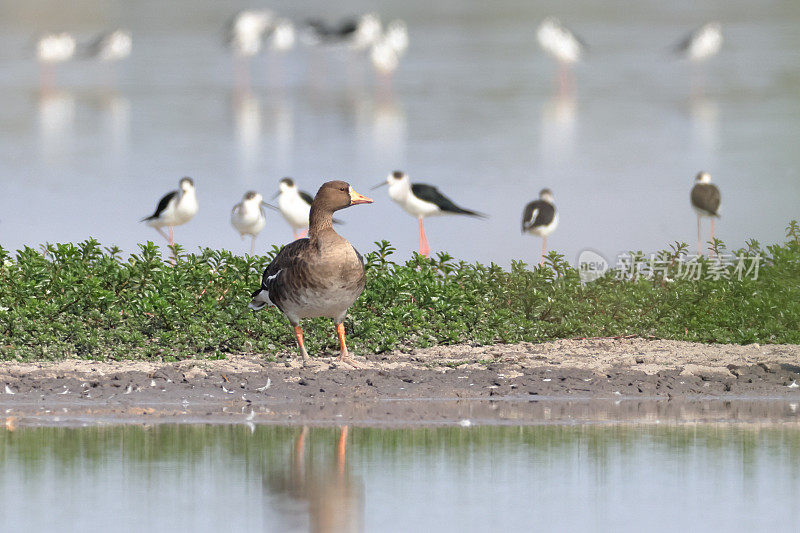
[233,90,262,177]
[37,90,76,163]
[0,424,799,530]
[690,95,719,157]
[264,426,363,533]
[266,94,295,175]
[539,92,577,170]
[362,91,407,167]
[101,92,131,158]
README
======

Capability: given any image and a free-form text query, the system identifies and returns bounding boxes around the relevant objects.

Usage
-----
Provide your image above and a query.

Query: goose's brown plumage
[249,180,373,364]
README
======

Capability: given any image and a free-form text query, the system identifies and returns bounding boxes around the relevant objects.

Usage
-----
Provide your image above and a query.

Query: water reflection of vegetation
[2,424,799,529]
[2,424,799,472]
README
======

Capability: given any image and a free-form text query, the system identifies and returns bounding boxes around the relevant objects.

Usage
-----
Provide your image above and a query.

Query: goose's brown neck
[308,204,334,238]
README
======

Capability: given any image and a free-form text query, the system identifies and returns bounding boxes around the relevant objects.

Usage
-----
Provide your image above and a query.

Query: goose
[249,181,373,365]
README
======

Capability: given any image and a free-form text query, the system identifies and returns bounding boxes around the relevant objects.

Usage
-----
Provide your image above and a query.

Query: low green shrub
[0,222,797,361]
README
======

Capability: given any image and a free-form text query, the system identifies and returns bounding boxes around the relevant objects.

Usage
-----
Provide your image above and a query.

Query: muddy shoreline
[1,339,799,427]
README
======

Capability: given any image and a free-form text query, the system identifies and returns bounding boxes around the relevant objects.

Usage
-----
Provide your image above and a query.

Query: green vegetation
[0,222,798,361]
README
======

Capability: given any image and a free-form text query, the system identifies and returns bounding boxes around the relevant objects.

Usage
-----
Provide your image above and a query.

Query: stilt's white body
[371,38,399,75]
[384,20,409,56]
[228,10,274,56]
[147,185,198,229]
[37,33,77,63]
[686,23,722,62]
[277,184,312,230]
[351,13,382,50]
[525,213,559,237]
[231,193,266,237]
[537,17,582,64]
[269,19,295,52]
[693,205,721,218]
[387,176,439,218]
[91,30,132,62]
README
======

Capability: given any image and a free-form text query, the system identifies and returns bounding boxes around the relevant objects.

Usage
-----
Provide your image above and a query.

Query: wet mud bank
[1,339,799,427]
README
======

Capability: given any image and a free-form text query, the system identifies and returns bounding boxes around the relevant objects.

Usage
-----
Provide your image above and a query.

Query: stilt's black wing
[672,26,701,55]
[141,190,177,222]
[411,183,486,217]
[83,32,108,59]
[299,190,314,206]
[336,19,358,37]
[690,183,721,216]
[522,200,556,232]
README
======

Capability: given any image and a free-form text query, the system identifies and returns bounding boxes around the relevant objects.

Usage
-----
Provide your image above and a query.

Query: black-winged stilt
[141,177,198,247]
[231,190,268,254]
[690,171,721,255]
[536,17,586,94]
[373,170,485,257]
[522,188,558,265]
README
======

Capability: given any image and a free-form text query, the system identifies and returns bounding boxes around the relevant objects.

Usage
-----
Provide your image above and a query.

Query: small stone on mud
[183,367,207,381]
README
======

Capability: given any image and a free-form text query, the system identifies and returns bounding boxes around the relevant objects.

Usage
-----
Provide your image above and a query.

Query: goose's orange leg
[335,322,350,362]
[294,325,309,364]
[337,425,348,475]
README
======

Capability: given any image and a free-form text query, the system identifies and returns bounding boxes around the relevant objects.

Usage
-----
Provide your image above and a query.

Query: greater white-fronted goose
[249,180,373,364]
[272,177,343,241]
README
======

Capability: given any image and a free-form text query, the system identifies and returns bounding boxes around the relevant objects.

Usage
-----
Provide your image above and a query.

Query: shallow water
[1,0,799,266]
[0,424,798,532]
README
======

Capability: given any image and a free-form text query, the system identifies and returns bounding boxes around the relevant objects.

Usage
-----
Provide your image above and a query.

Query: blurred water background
[1,0,798,266]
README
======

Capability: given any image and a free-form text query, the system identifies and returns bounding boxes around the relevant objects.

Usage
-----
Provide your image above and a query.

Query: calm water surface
[1,1,798,265]
[0,424,798,532]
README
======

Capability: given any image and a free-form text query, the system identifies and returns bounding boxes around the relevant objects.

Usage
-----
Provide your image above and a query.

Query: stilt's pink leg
[168,226,174,247]
[710,217,716,257]
[234,57,250,93]
[250,236,256,255]
[540,236,547,266]
[154,227,169,243]
[558,63,567,95]
[40,64,55,93]
[299,229,308,239]
[567,69,575,96]
[697,215,702,256]
[418,217,430,257]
